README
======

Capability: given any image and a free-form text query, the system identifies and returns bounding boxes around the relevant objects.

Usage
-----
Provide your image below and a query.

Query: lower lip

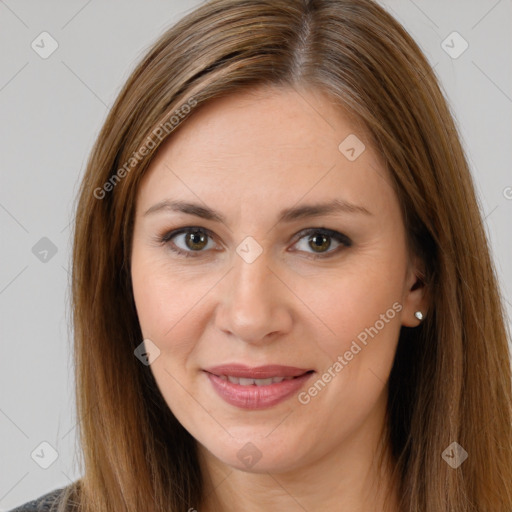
[205,371,314,410]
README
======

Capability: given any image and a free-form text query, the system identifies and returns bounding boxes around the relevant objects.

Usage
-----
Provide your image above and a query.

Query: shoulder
[7,486,71,512]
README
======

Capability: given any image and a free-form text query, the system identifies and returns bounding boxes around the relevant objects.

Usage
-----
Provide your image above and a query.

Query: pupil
[188,231,206,250]
[311,234,330,252]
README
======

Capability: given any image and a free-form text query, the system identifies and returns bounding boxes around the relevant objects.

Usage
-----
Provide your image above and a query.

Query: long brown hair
[64,0,512,510]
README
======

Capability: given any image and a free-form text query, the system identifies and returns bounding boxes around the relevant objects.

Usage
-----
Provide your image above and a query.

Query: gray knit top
[8,487,68,512]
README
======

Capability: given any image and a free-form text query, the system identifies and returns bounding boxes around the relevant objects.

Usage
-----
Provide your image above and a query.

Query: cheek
[130,254,219,435]
[294,262,404,431]
[130,252,207,410]
[131,246,203,338]
[305,251,405,352]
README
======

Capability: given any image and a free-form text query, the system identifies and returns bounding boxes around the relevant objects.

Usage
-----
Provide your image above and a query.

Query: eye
[160,227,217,257]
[291,228,352,258]
[158,226,352,259]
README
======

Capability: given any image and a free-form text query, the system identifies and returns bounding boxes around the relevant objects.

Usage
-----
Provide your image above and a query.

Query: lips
[220,375,294,386]
[203,363,315,409]
[204,364,312,380]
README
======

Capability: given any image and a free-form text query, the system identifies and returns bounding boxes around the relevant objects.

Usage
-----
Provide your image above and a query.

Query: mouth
[203,363,314,381]
[203,364,315,409]
[212,374,312,386]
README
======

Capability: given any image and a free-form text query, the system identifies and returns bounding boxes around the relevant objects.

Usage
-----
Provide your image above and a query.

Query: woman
[11,0,512,511]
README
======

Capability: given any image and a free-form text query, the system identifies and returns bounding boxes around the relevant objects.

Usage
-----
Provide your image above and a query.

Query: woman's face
[131,85,426,474]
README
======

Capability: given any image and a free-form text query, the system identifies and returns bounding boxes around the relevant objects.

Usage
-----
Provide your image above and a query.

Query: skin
[130,85,428,512]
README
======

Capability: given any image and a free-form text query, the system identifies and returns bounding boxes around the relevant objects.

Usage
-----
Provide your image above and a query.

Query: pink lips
[203,364,314,410]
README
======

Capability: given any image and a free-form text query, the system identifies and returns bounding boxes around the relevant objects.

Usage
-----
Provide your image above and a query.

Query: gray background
[1,0,510,509]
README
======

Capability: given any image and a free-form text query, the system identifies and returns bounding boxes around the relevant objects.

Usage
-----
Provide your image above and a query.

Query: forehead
[153,86,370,166]
[136,85,395,218]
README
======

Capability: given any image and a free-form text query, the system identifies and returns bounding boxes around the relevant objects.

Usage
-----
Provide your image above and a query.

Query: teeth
[223,375,295,386]
[254,378,275,386]
[239,377,262,386]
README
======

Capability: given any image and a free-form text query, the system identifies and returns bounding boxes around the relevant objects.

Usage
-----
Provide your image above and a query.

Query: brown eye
[308,233,332,253]
[185,230,209,251]
[293,228,352,258]
[161,227,216,257]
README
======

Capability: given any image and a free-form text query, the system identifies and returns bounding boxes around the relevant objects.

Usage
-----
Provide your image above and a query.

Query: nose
[214,250,294,344]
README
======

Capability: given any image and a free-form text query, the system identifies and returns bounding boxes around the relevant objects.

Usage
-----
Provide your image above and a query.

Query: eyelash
[158,226,352,260]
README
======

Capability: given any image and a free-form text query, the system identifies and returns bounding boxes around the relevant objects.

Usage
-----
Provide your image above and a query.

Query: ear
[401,255,429,327]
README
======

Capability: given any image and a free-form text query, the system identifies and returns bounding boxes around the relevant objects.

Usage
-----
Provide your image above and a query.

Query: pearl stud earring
[414,311,424,321]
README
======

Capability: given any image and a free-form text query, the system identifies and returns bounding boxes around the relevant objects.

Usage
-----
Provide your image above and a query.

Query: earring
[414,311,424,321]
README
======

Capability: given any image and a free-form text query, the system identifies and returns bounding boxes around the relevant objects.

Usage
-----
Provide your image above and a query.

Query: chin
[207,435,308,474]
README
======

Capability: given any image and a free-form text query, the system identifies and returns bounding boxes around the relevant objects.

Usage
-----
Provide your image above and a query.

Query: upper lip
[204,364,313,379]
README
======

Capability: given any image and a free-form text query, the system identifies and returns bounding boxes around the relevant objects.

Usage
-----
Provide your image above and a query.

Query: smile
[203,367,315,410]
[216,375,297,385]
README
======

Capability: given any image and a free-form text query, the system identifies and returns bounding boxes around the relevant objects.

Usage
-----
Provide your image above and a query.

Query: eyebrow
[143,198,372,223]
